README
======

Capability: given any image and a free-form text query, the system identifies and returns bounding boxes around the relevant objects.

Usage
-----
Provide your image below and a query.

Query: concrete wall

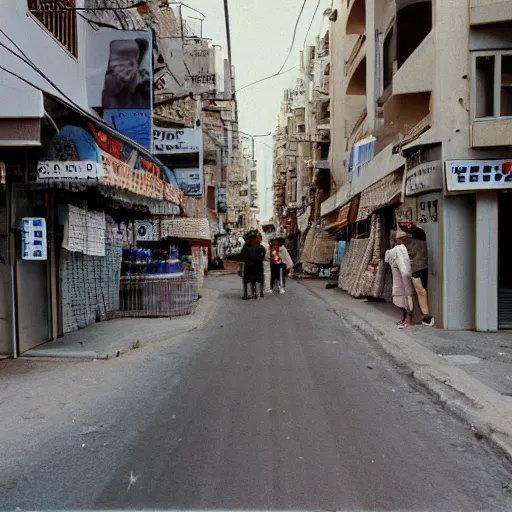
[432,0,470,162]
[330,0,349,190]
[442,194,476,330]
[475,192,498,332]
[470,0,512,25]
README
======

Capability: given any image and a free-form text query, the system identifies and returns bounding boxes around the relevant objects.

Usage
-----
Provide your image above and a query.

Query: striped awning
[356,170,403,221]
[324,195,360,233]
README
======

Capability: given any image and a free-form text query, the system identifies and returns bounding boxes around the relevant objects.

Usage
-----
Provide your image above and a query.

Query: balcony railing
[345,34,366,77]
[28,0,78,57]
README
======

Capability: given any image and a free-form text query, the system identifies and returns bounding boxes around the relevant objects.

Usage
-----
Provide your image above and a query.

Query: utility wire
[302,0,322,50]
[235,66,297,94]
[235,0,308,94]
[278,0,308,74]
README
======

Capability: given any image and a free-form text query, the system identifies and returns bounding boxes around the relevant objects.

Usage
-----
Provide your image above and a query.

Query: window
[396,1,432,69]
[475,55,495,118]
[473,51,512,119]
[207,186,215,210]
[383,27,395,91]
[28,0,78,58]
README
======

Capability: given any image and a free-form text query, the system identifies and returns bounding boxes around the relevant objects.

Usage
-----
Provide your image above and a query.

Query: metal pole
[223,0,233,75]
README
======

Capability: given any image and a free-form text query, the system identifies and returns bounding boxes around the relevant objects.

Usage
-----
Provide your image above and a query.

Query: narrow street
[1,275,511,511]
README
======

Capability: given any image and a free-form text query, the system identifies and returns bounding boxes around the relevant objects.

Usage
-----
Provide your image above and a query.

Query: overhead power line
[235,66,297,94]
[235,0,308,94]
[303,0,322,50]
[278,0,308,74]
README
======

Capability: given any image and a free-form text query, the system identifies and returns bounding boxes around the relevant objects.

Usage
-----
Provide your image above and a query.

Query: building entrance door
[498,192,512,329]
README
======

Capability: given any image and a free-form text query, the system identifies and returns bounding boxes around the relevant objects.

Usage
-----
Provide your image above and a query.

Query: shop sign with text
[37,161,103,183]
[153,127,202,154]
[406,160,442,196]
[446,160,512,192]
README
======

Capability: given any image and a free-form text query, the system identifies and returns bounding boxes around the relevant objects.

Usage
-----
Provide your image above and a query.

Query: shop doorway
[498,192,512,328]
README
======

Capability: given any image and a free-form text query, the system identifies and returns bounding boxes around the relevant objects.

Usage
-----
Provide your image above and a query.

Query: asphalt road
[2,275,512,510]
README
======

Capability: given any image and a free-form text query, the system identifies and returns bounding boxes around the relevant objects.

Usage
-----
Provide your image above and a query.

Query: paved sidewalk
[23,288,219,360]
[299,278,512,461]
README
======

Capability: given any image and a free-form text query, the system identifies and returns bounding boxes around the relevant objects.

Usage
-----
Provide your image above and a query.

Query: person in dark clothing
[398,222,434,326]
[226,231,266,299]
[240,232,266,299]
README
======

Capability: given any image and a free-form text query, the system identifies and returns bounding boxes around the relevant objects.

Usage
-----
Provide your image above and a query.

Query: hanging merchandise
[192,246,206,287]
[61,244,122,333]
[352,215,378,298]
[136,220,159,242]
[101,152,164,200]
[385,242,415,326]
[300,225,336,266]
[119,221,135,246]
[21,217,47,260]
[356,171,403,221]
[106,216,125,248]
[160,218,211,240]
[359,214,383,297]
[62,205,106,257]
[335,241,347,266]
[339,238,370,293]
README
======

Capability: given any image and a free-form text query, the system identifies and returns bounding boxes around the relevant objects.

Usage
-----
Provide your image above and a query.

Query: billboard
[175,169,203,197]
[104,109,151,150]
[86,28,152,147]
[153,127,202,155]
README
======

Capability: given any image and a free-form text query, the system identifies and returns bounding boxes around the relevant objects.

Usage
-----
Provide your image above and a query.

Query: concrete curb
[300,280,512,463]
[24,292,219,362]
[208,270,239,276]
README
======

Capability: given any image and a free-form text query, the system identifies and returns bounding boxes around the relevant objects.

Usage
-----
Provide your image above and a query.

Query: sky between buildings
[181,0,332,221]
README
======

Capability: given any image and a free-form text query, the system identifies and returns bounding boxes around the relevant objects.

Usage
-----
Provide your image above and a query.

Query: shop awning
[324,195,360,233]
[356,170,404,221]
[36,124,184,207]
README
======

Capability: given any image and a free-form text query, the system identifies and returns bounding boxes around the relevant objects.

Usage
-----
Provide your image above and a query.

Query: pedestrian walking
[257,233,272,294]
[385,230,415,328]
[270,238,294,294]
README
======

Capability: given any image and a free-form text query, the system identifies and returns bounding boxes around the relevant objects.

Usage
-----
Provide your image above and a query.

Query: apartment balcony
[346,56,367,96]
[392,32,434,95]
[346,0,365,35]
[345,35,366,81]
[470,0,512,25]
